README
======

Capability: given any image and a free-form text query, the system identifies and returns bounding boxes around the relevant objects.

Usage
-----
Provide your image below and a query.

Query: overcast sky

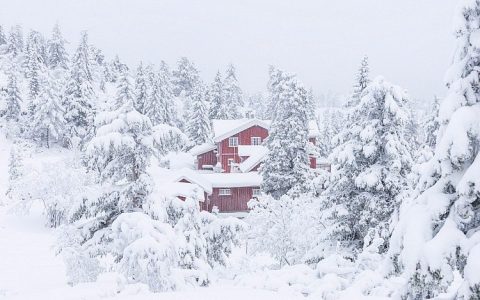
[0,0,458,102]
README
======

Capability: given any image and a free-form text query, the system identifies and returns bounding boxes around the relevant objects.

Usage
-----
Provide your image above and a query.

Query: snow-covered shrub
[152,124,189,156]
[111,212,178,292]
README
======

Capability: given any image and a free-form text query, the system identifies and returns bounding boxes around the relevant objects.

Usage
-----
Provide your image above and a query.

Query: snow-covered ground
[0,140,305,300]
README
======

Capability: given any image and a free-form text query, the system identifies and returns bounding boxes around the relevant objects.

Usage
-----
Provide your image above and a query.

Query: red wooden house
[175,118,322,213]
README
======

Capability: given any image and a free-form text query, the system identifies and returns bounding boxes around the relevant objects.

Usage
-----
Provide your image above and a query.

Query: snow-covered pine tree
[0,25,7,45]
[133,62,149,114]
[208,71,228,119]
[223,64,243,119]
[5,145,23,200]
[326,77,413,251]
[185,85,211,145]
[47,23,69,70]
[423,96,441,149]
[261,69,311,199]
[306,88,316,120]
[31,74,66,148]
[345,56,370,108]
[63,31,95,141]
[172,57,201,97]
[266,66,284,120]
[386,2,480,298]
[4,72,22,122]
[114,69,134,109]
[145,62,176,126]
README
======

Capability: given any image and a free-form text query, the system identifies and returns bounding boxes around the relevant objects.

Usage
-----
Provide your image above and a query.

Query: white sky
[0,0,458,102]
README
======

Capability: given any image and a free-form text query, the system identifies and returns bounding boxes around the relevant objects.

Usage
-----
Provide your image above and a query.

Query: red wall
[218,125,269,173]
[310,157,317,169]
[206,187,258,212]
[197,149,217,170]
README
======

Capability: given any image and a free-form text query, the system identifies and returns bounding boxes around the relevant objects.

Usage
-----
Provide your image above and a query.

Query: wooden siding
[218,125,268,173]
[207,187,258,212]
[310,157,317,169]
[197,149,217,170]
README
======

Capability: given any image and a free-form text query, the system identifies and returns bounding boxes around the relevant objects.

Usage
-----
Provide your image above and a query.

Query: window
[229,137,239,147]
[252,188,261,197]
[219,188,231,196]
[251,137,261,145]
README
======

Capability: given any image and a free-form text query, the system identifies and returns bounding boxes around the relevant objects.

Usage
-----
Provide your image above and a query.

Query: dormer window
[251,137,261,145]
[229,137,239,147]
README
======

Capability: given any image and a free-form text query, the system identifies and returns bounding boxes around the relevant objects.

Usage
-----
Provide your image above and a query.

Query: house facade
[174,118,323,213]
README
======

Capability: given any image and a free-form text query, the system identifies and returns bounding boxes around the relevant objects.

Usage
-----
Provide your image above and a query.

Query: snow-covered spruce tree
[114,69,134,109]
[31,74,66,148]
[5,145,23,200]
[326,77,413,252]
[133,62,149,114]
[386,2,480,298]
[47,23,69,70]
[186,85,211,145]
[4,72,22,122]
[266,66,284,120]
[63,31,95,142]
[423,96,441,149]
[261,69,311,199]
[0,25,7,45]
[152,124,189,157]
[223,64,243,119]
[172,57,201,97]
[145,62,176,126]
[25,30,46,100]
[109,55,128,83]
[208,71,228,119]
[345,55,370,108]
[6,25,23,57]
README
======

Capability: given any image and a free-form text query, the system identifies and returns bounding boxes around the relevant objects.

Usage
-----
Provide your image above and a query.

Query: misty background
[0,0,457,103]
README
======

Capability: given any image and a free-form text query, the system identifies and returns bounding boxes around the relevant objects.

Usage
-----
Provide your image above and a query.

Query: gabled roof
[212,119,270,143]
[189,142,216,156]
[171,168,213,194]
[211,118,320,142]
[162,182,206,202]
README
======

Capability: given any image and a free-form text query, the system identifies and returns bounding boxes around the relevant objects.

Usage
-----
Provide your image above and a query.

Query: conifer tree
[6,25,23,57]
[134,62,149,114]
[63,31,95,140]
[208,71,228,119]
[47,23,69,69]
[4,72,22,122]
[186,85,211,145]
[31,75,66,148]
[387,3,480,297]
[326,77,413,250]
[223,64,243,118]
[114,69,134,109]
[345,56,370,108]
[261,69,311,199]
[172,57,200,97]
[25,30,45,100]
[423,96,441,149]
[0,25,7,45]
[145,62,176,126]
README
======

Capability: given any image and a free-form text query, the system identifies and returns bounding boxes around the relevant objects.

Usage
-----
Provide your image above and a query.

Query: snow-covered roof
[161,182,206,202]
[171,168,213,194]
[201,172,262,188]
[212,119,270,143]
[211,118,320,142]
[189,143,216,156]
[237,145,268,173]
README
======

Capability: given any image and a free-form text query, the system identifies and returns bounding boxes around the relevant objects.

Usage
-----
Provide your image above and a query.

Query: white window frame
[219,188,231,196]
[252,188,261,197]
[229,137,239,147]
[251,137,261,145]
